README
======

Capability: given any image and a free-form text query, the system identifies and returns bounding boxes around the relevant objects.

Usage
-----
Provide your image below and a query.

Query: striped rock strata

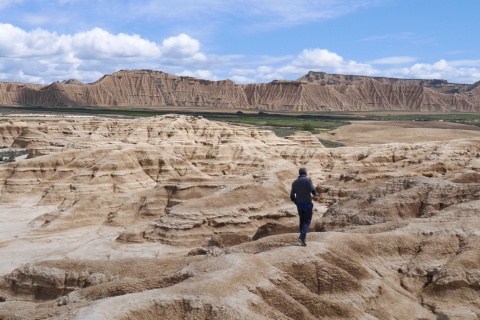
[0,69,479,111]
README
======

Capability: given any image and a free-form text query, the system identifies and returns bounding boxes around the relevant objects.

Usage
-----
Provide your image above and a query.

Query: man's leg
[298,209,305,235]
[299,207,313,242]
[298,209,307,246]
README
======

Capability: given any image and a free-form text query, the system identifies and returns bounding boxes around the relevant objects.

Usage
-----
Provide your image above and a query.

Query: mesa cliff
[0,69,479,112]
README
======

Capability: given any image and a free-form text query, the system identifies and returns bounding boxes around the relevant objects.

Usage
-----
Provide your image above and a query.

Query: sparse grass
[0,149,28,163]
[318,139,345,148]
[362,112,480,122]
[202,112,352,134]
[4,106,480,147]
[3,107,352,138]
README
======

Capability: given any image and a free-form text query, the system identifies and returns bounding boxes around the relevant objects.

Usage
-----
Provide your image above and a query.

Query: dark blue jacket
[290,175,318,205]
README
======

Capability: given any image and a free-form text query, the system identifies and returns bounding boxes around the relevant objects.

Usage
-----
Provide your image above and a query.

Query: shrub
[300,123,315,132]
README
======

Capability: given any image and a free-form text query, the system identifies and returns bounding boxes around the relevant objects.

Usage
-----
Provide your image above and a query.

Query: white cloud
[227,48,380,83]
[1,22,479,86]
[257,72,284,82]
[72,28,161,59]
[0,24,161,59]
[369,56,417,65]
[230,75,254,84]
[292,49,344,68]
[403,60,453,80]
[0,24,211,83]
[277,48,378,77]
[161,33,200,58]
[449,60,480,67]
[402,59,480,83]
[178,69,218,80]
[336,61,378,75]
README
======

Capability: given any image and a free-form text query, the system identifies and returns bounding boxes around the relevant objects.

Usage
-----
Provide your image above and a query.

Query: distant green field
[367,112,480,122]
[3,106,480,147]
[2,106,354,140]
[202,111,353,136]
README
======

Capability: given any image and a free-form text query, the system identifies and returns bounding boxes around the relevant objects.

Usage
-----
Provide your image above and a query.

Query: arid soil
[1,113,480,319]
[318,120,480,147]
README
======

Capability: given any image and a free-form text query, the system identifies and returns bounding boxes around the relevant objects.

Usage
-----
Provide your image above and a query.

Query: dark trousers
[297,202,313,241]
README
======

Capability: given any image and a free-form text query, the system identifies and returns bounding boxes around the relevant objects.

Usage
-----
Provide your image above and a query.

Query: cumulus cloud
[402,59,480,83]
[161,34,200,58]
[276,48,377,76]
[178,69,218,80]
[71,28,161,59]
[1,22,479,86]
[292,49,344,68]
[227,48,380,83]
[0,24,209,83]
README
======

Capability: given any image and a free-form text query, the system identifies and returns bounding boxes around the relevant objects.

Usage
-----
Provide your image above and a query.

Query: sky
[0,0,479,85]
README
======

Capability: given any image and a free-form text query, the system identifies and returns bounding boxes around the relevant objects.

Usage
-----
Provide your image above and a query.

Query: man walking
[290,167,318,246]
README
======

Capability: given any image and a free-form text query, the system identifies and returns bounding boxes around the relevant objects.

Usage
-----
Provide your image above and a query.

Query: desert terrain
[1,111,480,319]
[1,70,480,112]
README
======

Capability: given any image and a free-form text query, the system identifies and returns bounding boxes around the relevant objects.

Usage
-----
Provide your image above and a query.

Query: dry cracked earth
[1,113,480,319]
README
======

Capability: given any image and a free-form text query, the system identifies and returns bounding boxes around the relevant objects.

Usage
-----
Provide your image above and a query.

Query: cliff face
[0,69,479,112]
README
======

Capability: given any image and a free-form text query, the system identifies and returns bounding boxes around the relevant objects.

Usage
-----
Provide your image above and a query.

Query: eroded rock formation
[0,69,479,111]
[1,114,480,319]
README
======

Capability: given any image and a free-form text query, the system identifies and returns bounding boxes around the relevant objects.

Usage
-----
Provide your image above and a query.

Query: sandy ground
[2,119,480,277]
[3,115,480,318]
[317,120,480,147]
[0,204,188,276]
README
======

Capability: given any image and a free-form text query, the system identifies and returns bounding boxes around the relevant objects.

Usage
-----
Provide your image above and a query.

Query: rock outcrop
[2,113,480,319]
[0,69,479,111]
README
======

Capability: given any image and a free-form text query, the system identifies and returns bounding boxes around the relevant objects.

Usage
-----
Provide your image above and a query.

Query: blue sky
[0,0,479,85]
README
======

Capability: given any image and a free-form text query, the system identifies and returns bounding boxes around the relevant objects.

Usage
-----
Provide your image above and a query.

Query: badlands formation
[0,69,480,112]
[1,113,480,319]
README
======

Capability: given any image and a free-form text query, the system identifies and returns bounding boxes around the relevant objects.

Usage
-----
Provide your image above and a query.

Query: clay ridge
[0,69,479,112]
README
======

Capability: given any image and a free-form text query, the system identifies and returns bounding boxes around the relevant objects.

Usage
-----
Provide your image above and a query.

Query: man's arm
[310,179,318,196]
[290,183,296,202]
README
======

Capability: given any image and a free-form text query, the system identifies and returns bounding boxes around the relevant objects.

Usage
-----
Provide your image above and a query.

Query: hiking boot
[298,238,307,246]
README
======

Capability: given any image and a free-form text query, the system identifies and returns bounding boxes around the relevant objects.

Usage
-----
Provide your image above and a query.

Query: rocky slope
[1,114,480,319]
[0,69,479,112]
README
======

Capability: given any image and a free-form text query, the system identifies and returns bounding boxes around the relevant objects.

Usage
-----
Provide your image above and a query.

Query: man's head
[299,167,307,175]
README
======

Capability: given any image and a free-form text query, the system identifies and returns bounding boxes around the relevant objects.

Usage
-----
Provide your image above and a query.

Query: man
[290,167,318,246]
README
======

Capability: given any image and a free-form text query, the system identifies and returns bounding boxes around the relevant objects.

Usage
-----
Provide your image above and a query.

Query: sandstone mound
[0,115,310,247]
[2,114,480,319]
[0,69,479,111]
[284,131,324,148]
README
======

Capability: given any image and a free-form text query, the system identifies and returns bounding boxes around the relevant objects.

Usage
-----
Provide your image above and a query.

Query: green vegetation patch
[7,107,480,148]
[201,112,352,136]
[318,139,345,148]
[0,148,28,163]
[4,107,352,138]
